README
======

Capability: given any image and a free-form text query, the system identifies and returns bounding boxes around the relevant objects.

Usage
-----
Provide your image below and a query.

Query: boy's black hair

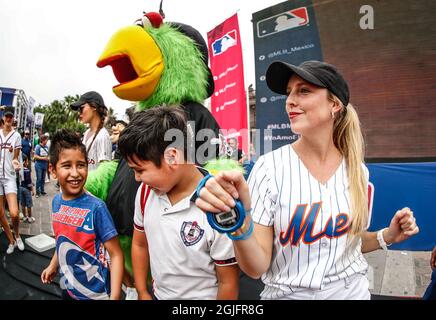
[49,129,87,167]
[118,105,187,167]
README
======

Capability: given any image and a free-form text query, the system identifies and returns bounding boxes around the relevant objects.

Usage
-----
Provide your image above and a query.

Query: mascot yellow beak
[97,25,164,101]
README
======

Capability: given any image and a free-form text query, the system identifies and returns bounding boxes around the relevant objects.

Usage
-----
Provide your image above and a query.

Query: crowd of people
[1,60,434,301]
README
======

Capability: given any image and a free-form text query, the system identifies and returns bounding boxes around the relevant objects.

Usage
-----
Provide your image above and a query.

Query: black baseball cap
[266,60,350,106]
[70,91,106,111]
[3,106,15,117]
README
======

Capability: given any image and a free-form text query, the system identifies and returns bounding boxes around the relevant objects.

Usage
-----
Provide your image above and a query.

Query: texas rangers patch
[180,221,204,246]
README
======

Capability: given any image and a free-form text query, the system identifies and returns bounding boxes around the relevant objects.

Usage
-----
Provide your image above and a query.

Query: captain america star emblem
[57,236,110,300]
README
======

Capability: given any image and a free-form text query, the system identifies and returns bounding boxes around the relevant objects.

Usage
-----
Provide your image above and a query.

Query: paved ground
[17,177,55,238]
[2,168,433,299]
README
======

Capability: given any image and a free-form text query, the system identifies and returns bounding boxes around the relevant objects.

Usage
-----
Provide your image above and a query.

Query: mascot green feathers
[83,11,241,279]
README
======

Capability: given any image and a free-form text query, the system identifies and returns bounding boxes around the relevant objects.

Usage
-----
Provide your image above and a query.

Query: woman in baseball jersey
[70,91,112,171]
[196,60,419,300]
[0,107,25,254]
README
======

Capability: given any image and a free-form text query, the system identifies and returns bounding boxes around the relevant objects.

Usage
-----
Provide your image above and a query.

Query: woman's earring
[331,111,335,119]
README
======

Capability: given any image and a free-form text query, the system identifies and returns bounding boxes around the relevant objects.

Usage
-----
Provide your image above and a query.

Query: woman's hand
[195,170,251,213]
[12,159,21,171]
[384,207,419,245]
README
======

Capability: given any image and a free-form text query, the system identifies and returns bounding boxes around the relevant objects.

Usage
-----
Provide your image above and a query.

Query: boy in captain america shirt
[41,129,123,300]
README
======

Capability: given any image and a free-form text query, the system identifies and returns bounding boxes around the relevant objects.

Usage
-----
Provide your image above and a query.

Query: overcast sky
[0,0,285,116]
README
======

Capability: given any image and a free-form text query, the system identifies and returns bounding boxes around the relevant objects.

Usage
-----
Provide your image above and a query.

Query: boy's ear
[164,147,181,167]
[49,163,57,179]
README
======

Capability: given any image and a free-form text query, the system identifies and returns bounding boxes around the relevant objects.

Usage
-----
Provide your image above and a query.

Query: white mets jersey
[0,129,22,179]
[248,144,370,299]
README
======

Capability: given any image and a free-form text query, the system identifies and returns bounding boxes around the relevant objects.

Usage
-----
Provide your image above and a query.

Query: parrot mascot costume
[84,10,243,291]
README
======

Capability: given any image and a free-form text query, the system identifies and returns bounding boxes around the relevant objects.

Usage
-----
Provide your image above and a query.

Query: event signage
[207,13,248,153]
[252,0,322,155]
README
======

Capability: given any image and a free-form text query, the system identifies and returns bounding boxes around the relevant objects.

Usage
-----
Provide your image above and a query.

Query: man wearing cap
[70,91,112,171]
[0,106,25,254]
[22,129,32,161]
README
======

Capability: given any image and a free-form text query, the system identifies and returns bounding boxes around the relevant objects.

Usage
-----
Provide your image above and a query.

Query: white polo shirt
[0,129,22,179]
[133,182,237,300]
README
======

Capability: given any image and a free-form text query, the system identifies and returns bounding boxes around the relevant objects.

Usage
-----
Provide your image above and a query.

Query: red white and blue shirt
[52,192,118,300]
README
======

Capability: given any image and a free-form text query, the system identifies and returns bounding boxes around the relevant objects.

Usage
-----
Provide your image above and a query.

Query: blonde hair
[330,93,368,238]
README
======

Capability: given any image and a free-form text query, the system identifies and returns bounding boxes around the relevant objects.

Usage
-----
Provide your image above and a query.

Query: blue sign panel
[252,0,323,155]
[367,162,436,251]
[0,87,16,106]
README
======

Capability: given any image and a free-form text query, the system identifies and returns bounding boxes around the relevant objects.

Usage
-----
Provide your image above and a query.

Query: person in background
[0,107,24,254]
[227,137,246,164]
[21,129,32,161]
[70,91,112,171]
[20,154,35,223]
[248,142,257,162]
[33,129,40,149]
[106,112,138,299]
[33,134,49,197]
[423,246,436,300]
[110,115,129,159]
[45,133,51,183]
[19,130,31,210]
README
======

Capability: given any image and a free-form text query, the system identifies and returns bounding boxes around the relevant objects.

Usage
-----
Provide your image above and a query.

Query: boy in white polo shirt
[118,105,239,300]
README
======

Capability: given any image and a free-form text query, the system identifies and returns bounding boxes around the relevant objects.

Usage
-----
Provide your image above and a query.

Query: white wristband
[377,228,392,251]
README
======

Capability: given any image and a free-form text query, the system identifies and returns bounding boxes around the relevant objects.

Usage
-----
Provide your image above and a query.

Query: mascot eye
[133,12,163,29]
[141,15,153,29]
[133,18,143,27]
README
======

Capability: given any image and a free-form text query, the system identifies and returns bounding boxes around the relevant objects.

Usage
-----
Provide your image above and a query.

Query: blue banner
[252,0,323,155]
[367,162,436,251]
[0,87,16,107]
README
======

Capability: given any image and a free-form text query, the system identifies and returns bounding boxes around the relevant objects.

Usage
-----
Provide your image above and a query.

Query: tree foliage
[35,95,86,136]
[105,107,116,130]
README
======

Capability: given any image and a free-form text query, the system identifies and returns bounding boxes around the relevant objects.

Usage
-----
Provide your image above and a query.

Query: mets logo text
[279,202,350,247]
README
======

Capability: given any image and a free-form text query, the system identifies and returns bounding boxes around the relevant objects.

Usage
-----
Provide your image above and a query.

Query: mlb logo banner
[207,14,248,154]
[252,0,323,154]
[212,30,237,56]
[257,7,309,38]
